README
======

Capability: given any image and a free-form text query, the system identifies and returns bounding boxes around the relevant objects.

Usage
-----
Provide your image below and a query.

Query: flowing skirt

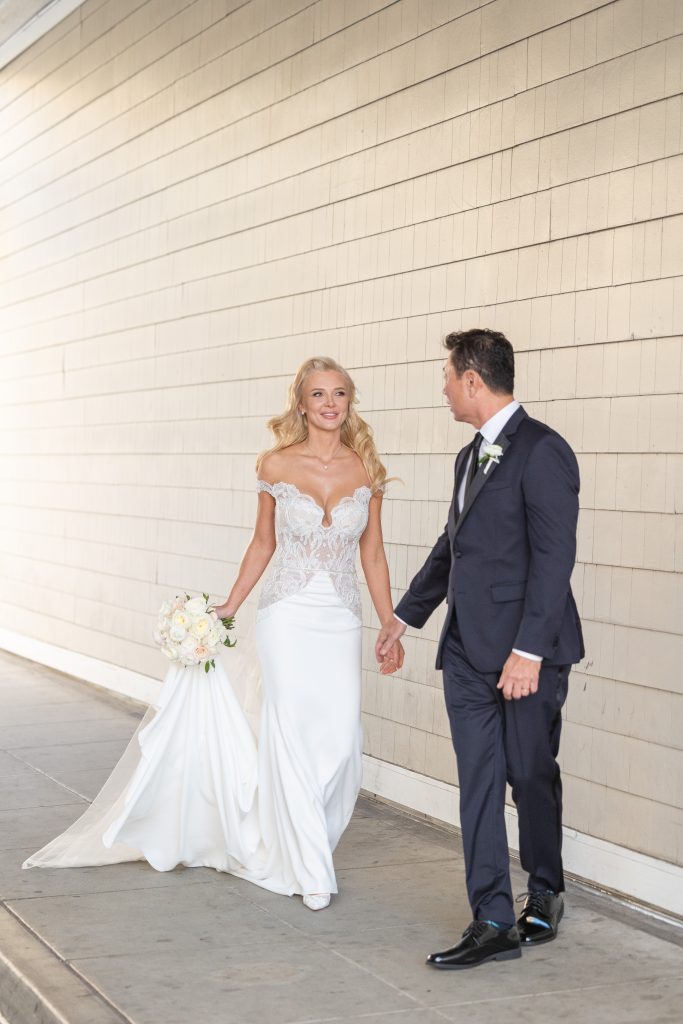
[23,573,363,897]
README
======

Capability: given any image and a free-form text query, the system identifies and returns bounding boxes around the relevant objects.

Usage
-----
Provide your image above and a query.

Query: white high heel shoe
[303,893,331,911]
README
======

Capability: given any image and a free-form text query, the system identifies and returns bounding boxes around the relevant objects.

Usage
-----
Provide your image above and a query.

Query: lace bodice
[256,480,373,621]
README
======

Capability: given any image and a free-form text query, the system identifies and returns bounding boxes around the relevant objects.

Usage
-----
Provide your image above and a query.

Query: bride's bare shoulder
[343,448,372,488]
[258,448,300,485]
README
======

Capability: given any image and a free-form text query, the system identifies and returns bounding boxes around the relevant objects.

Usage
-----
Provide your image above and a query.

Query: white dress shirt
[395,400,542,662]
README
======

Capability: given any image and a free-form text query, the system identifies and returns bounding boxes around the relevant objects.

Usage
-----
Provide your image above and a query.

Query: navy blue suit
[395,406,583,925]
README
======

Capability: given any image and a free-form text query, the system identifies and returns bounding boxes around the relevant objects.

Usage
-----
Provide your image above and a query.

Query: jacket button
[552,636,559,647]
[454,550,462,558]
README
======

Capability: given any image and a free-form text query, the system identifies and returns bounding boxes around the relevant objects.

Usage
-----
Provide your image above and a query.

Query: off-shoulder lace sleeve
[256,480,275,496]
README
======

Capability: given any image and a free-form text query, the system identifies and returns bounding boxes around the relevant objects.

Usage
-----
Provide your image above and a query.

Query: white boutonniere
[478,443,504,475]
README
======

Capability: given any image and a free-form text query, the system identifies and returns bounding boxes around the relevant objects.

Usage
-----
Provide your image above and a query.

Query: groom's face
[442,359,472,423]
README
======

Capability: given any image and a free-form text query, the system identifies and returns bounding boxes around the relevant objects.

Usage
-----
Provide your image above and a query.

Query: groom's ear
[465,369,482,395]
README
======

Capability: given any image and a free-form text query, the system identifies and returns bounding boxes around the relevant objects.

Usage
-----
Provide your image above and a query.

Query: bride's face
[298,371,351,432]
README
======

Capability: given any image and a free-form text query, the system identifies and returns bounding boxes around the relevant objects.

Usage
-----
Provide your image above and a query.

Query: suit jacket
[395,406,584,673]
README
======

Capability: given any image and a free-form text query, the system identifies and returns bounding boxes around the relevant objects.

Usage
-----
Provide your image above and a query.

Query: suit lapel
[449,443,471,524]
[453,406,526,539]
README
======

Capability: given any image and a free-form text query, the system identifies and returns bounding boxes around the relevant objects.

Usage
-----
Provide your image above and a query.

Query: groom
[377,329,583,969]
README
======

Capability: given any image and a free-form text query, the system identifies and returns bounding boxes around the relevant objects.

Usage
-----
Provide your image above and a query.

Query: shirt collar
[479,399,520,445]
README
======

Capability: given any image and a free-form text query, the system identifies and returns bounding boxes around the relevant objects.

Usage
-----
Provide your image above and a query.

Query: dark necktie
[465,432,484,492]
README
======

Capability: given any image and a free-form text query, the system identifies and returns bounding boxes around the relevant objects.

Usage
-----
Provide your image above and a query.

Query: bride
[23,357,404,911]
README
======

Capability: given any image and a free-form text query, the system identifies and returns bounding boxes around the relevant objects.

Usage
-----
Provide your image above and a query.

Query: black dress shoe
[426,921,521,970]
[516,891,564,944]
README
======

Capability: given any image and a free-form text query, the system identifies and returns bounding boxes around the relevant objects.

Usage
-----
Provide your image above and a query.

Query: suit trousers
[441,626,570,927]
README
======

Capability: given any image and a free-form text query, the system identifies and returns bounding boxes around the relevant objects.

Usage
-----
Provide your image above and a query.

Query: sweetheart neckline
[263,481,371,528]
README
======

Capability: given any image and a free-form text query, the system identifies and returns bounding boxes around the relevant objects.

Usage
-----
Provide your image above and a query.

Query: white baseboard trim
[362,754,683,921]
[0,628,162,706]
[1,628,681,920]
[0,0,86,71]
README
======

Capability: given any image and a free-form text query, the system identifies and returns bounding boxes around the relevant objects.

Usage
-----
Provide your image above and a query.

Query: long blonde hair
[256,357,388,492]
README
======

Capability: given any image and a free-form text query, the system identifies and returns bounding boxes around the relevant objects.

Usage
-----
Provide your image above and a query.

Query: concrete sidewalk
[0,649,681,1024]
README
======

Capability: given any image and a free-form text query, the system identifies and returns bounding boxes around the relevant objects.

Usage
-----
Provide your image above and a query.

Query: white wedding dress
[23,480,372,898]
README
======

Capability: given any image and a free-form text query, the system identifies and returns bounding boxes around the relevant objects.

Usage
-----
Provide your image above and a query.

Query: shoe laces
[515,890,549,916]
[463,920,490,940]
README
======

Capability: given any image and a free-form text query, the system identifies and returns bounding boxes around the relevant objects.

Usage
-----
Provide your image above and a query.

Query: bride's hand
[210,601,234,620]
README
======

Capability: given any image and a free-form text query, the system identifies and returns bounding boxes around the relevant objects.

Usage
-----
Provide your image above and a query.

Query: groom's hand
[497,652,541,701]
[376,618,407,669]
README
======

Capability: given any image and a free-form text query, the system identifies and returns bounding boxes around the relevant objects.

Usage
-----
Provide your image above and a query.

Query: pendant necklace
[307,442,343,470]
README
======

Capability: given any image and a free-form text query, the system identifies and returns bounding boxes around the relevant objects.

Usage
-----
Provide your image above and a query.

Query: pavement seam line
[284,1007,426,1024]
[1,902,135,1024]
[328,946,426,1012]
[5,748,94,802]
[7,878,220,902]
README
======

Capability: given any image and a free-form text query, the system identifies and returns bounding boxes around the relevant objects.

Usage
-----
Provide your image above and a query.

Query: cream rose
[190,615,211,638]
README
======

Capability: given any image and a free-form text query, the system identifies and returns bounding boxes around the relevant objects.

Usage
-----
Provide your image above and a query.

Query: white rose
[162,646,177,660]
[169,623,187,642]
[479,443,504,475]
[481,443,503,459]
[184,597,207,616]
[179,646,198,666]
[206,627,220,647]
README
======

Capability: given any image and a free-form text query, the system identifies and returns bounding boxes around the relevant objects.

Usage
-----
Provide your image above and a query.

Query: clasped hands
[375,617,406,675]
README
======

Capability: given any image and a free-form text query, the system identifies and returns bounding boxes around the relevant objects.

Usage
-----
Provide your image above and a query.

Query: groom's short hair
[445,329,514,395]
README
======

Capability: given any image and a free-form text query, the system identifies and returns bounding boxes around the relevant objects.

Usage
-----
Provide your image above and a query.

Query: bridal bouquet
[153,592,235,672]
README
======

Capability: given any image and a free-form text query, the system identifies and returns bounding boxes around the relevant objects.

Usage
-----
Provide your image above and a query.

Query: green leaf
[202,592,209,602]
[204,660,210,673]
